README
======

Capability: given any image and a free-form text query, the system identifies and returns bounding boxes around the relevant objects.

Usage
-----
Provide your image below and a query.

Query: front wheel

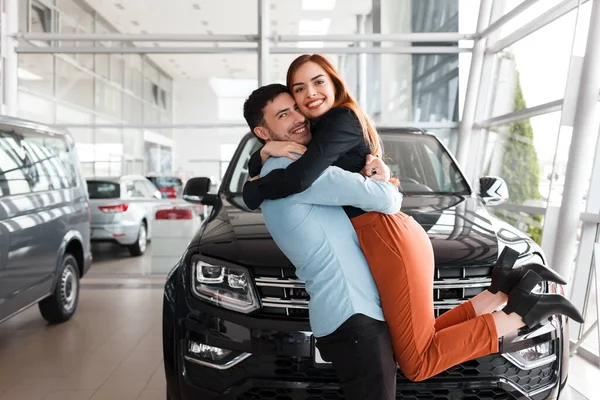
[39,254,80,323]
[128,222,147,257]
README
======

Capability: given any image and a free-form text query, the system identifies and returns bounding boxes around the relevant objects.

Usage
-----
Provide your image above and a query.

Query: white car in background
[87,175,163,256]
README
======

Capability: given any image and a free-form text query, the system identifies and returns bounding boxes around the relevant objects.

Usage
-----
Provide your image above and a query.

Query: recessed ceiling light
[201,21,209,26]
[192,3,200,10]
[114,3,125,10]
[131,20,140,26]
[302,0,336,10]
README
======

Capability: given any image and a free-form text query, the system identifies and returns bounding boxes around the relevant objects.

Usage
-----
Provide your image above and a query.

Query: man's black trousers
[315,313,397,400]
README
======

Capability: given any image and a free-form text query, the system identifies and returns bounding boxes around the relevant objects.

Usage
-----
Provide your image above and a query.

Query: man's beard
[266,122,309,143]
[266,126,288,142]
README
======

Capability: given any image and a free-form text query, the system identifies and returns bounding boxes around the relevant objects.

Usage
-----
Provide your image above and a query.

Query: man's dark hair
[243,83,289,143]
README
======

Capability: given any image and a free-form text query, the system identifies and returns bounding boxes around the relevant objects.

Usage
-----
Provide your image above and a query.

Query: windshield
[228,138,263,194]
[381,134,470,195]
[226,134,470,195]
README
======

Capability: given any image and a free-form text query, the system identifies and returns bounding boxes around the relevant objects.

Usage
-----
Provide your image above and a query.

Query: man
[242,83,401,400]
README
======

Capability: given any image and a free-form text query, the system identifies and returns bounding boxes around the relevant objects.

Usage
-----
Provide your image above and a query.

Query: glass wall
[472,0,597,361]
[16,0,174,177]
[474,2,593,243]
[269,0,460,128]
[487,6,581,118]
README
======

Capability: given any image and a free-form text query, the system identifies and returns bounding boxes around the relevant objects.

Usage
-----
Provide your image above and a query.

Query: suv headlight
[190,256,260,313]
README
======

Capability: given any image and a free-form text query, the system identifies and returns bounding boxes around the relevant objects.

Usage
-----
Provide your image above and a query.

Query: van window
[21,131,77,191]
[87,181,120,199]
[0,127,78,197]
[0,131,33,197]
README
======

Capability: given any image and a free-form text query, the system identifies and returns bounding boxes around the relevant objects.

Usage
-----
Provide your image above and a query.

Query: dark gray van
[0,116,91,324]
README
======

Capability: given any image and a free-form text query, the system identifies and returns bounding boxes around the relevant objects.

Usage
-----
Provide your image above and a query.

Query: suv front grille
[238,386,517,400]
[253,266,492,320]
[186,352,555,395]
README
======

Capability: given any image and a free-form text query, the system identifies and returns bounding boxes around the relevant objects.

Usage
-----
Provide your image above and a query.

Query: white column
[357,15,367,109]
[455,0,493,169]
[551,0,600,279]
[568,118,600,342]
[467,0,505,183]
[257,0,269,87]
[1,0,19,116]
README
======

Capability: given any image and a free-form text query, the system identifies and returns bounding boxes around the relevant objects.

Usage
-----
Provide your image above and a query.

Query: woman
[243,54,583,381]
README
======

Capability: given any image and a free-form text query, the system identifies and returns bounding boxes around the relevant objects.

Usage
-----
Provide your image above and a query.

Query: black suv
[163,129,568,400]
[0,116,92,324]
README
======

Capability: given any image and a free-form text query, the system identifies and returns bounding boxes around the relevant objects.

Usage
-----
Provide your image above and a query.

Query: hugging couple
[241,53,583,400]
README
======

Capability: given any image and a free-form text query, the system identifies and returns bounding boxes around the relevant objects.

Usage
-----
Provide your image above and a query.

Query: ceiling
[87,0,373,81]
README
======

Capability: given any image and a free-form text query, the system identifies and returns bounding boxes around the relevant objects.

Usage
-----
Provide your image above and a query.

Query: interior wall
[172,79,247,181]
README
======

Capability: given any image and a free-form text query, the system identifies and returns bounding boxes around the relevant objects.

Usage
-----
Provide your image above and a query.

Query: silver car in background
[87,175,162,256]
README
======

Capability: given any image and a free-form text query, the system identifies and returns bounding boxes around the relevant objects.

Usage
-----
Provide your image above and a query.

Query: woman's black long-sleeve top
[242,107,370,219]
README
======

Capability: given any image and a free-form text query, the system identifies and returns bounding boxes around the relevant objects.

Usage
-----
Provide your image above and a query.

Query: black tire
[128,222,148,257]
[39,253,80,324]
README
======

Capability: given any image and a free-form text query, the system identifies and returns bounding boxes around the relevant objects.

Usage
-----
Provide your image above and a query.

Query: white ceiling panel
[87,0,373,80]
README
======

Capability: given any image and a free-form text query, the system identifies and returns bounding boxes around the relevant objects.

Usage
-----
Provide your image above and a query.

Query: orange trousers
[351,211,499,382]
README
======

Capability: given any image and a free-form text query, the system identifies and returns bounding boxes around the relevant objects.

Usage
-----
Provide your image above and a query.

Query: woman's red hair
[286,54,382,157]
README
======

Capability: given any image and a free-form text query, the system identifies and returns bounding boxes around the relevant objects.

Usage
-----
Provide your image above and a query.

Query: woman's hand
[361,154,391,182]
[260,141,307,164]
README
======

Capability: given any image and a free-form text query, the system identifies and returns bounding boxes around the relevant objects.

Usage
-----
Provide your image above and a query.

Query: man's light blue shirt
[260,156,402,337]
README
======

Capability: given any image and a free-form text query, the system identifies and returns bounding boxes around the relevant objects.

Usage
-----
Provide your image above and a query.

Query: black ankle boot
[488,247,567,295]
[503,270,584,327]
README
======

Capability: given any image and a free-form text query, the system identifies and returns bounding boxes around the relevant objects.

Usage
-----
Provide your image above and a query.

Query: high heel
[488,247,567,295]
[503,270,584,327]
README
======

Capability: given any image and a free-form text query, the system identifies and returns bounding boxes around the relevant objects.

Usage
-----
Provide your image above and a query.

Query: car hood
[192,194,540,268]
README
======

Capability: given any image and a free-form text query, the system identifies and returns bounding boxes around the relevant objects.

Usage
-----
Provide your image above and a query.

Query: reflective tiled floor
[0,243,598,400]
[0,244,166,400]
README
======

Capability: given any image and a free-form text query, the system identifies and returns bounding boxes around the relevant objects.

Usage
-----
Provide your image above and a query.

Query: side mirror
[479,176,509,206]
[183,177,217,205]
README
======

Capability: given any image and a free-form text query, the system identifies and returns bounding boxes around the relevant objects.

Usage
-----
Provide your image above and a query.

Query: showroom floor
[0,243,597,400]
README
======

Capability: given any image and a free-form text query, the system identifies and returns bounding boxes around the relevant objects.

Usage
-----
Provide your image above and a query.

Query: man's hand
[361,154,391,182]
[260,141,307,164]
